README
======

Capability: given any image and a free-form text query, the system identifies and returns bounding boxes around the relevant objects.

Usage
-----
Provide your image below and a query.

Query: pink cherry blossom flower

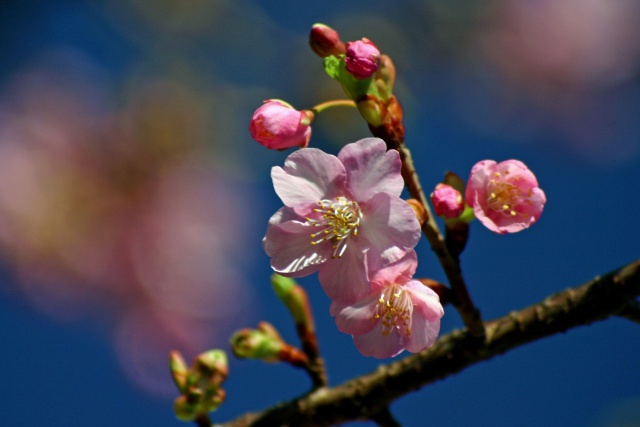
[249,99,313,150]
[465,159,546,234]
[330,250,444,358]
[431,183,465,218]
[344,38,381,79]
[263,138,421,304]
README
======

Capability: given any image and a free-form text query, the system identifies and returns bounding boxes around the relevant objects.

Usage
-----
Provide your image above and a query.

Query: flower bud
[230,322,285,362]
[309,23,345,58]
[344,38,381,79]
[431,183,465,219]
[173,395,199,422]
[249,99,313,150]
[406,198,428,227]
[169,350,189,393]
[356,95,388,127]
[374,54,396,100]
[192,350,228,387]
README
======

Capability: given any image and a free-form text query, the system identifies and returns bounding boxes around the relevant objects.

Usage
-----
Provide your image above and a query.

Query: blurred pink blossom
[479,0,640,89]
[0,56,253,395]
[465,159,546,234]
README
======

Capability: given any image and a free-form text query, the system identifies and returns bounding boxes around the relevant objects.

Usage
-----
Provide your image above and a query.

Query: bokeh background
[0,1,639,426]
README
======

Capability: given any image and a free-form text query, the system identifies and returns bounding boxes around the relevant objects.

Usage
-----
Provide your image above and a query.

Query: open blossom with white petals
[263,138,421,304]
[330,250,444,358]
[465,159,546,234]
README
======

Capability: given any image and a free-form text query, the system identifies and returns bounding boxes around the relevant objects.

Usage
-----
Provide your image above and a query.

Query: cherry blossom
[465,159,546,234]
[263,138,420,304]
[330,250,444,358]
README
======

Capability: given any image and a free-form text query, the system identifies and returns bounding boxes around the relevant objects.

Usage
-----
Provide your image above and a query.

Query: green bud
[357,96,387,127]
[230,322,284,362]
[169,350,189,393]
[173,395,198,422]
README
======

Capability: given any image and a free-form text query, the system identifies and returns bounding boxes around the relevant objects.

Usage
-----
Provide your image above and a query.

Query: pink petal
[272,148,346,211]
[318,244,370,304]
[338,138,404,200]
[404,280,445,322]
[263,219,330,277]
[331,294,379,335]
[404,308,441,354]
[353,322,406,358]
[369,249,418,287]
[359,192,421,266]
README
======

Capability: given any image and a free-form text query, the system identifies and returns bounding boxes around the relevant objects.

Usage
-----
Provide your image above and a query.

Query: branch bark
[220,258,640,427]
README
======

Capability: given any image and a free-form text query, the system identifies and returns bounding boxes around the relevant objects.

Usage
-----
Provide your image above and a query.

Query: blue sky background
[0,1,639,426]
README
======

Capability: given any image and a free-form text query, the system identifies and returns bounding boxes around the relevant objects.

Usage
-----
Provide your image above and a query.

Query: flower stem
[310,99,356,114]
[398,145,485,340]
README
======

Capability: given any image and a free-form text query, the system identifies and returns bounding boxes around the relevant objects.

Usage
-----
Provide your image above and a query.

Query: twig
[220,259,640,427]
[370,407,403,427]
[398,146,484,339]
[617,299,640,324]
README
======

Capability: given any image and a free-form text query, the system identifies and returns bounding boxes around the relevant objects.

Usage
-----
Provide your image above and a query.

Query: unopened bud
[192,350,228,387]
[271,274,313,329]
[174,395,198,422]
[357,95,387,127]
[345,38,381,79]
[309,23,346,57]
[431,183,465,219]
[169,350,189,393]
[230,322,285,362]
[406,198,428,226]
[374,54,396,100]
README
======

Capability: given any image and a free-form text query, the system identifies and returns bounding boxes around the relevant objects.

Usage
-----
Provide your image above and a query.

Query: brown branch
[617,299,640,324]
[220,259,640,427]
[370,407,403,427]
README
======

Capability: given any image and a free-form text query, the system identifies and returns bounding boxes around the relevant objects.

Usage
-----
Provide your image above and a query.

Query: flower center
[306,196,362,258]
[486,172,523,217]
[373,284,413,336]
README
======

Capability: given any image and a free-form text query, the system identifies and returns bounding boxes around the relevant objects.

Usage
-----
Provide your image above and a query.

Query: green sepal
[323,55,380,101]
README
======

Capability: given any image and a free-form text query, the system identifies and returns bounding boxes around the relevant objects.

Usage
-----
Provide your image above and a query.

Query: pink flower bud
[431,183,465,218]
[309,23,345,58]
[344,38,381,79]
[465,160,546,234]
[249,100,313,150]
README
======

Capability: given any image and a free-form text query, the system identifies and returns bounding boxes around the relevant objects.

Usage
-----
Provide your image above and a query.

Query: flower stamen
[306,197,363,258]
[372,284,413,336]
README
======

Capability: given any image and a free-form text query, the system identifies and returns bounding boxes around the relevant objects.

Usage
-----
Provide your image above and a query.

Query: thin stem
[370,407,403,427]
[398,146,485,339]
[194,414,211,427]
[310,99,356,114]
[220,259,640,427]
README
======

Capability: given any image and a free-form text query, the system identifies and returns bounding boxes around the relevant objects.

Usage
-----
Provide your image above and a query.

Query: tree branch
[220,259,640,427]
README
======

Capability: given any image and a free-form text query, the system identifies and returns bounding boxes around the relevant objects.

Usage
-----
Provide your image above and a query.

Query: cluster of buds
[249,23,406,151]
[169,350,228,422]
[311,24,405,147]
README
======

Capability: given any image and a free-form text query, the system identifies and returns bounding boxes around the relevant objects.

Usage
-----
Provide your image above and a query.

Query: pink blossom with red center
[249,99,312,150]
[431,183,465,218]
[344,38,381,79]
[263,138,421,304]
[465,159,546,234]
[330,250,444,358]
